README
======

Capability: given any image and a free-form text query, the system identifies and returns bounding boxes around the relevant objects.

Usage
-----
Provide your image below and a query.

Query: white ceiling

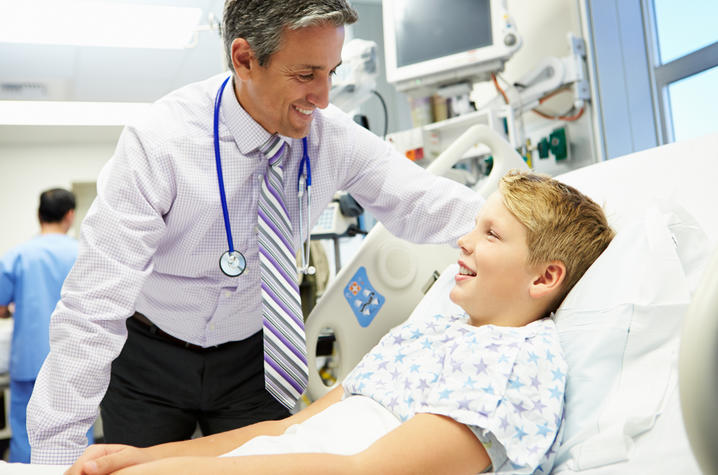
[0,0,226,103]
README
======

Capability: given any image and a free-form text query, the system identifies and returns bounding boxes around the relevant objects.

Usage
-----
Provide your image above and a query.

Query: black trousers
[100,316,289,447]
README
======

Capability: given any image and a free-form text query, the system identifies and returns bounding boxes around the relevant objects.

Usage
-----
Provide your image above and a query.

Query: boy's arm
[104,413,490,475]
[69,386,346,475]
[0,305,10,318]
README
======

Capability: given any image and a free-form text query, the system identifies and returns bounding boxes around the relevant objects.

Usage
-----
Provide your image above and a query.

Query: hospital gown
[343,312,567,474]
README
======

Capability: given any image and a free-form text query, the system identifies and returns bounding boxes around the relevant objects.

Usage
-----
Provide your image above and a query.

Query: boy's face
[450,191,536,326]
[235,23,344,138]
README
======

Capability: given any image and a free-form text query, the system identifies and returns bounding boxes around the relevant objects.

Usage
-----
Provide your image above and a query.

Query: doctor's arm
[29,125,172,464]
[0,305,10,318]
[341,123,482,246]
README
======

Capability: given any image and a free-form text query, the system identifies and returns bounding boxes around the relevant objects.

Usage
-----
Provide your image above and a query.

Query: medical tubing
[298,137,312,272]
[370,89,389,138]
[213,76,235,253]
[302,137,312,186]
[305,184,312,266]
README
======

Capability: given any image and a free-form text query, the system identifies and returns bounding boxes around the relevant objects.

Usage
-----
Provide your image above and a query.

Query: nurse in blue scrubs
[0,188,92,462]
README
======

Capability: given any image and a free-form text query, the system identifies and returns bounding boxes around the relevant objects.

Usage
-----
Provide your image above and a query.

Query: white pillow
[406,263,462,321]
[553,205,707,471]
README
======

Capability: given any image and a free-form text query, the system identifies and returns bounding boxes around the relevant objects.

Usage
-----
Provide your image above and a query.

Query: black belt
[131,312,215,352]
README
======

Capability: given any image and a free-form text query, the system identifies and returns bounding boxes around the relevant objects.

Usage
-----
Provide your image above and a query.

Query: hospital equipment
[382,0,521,94]
[213,76,314,277]
[305,129,718,473]
[329,39,379,115]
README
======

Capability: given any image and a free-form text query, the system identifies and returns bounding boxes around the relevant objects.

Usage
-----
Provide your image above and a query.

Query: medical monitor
[382,0,521,94]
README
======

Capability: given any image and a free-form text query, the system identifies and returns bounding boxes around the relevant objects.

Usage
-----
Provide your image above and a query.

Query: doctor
[27,0,483,464]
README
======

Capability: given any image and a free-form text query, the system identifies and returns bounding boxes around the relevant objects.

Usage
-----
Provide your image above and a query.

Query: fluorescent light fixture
[0,100,152,126]
[0,0,203,49]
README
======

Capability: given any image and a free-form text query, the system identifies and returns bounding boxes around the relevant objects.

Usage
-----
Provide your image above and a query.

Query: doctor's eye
[296,73,314,82]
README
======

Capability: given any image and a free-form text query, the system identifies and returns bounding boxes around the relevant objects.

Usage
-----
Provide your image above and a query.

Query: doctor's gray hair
[222,0,358,68]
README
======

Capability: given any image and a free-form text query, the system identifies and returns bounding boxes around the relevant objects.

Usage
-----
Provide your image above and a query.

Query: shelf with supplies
[385,105,517,167]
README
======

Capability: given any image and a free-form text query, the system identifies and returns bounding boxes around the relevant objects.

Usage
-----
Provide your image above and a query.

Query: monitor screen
[383,0,520,93]
[393,0,492,69]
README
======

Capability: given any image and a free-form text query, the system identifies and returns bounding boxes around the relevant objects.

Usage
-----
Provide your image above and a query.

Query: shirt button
[223,290,232,297]
[209,324,216,331]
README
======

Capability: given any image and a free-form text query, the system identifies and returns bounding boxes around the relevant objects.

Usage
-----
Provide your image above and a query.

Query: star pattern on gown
[343,313,568,473]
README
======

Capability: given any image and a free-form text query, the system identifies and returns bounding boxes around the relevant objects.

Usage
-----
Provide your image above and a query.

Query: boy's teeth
[459,266,476,276]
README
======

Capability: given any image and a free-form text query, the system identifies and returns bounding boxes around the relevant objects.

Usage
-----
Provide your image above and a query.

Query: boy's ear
[231,38,254,80]
[529,261,566,299]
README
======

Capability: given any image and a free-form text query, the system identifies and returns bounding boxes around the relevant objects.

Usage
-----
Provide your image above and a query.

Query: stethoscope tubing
[213,76,312,276]
[214,75,236,254]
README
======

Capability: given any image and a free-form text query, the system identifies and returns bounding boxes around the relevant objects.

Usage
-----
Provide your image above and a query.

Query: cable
[370,89,388,138]
[538,85,574,104]
[532,84,585,121]
[492,72,584,121]
[532,106,585,122]
[491,72,509,104]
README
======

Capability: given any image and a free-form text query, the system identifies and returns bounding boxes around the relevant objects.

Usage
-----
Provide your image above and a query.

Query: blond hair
[499,170,614,310]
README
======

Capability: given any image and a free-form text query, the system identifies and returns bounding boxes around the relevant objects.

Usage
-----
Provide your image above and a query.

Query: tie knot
[259,134,286,167]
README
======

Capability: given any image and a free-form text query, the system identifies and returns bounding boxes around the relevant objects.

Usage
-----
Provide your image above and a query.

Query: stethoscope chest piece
[219,250,246,277]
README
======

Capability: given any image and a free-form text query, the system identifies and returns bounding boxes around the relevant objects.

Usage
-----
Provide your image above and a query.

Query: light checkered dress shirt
[27,73,484,464]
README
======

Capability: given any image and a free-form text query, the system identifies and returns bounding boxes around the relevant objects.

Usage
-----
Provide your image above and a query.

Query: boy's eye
[487,229,499,239]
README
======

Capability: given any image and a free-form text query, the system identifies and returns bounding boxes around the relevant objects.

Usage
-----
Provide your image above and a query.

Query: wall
[0,126,119,254]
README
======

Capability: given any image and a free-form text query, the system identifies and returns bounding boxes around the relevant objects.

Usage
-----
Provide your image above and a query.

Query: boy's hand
[64,444,155,475]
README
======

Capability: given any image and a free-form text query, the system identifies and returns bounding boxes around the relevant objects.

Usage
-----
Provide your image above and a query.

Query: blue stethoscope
[214,76,314,277]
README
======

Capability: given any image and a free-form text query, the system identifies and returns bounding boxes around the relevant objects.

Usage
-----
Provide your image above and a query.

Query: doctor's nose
[307,76,331,109]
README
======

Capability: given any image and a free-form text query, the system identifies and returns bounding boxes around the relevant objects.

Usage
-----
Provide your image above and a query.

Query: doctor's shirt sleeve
[26,124,173,464]
[338,118,484,245]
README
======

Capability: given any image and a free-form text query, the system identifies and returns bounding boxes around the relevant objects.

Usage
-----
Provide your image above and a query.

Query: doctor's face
[450,191,535,327]
[235,23,344,138]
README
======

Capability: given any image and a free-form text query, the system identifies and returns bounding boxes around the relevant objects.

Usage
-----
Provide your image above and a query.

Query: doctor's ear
[231,38,254,79]
[528,261,566,300]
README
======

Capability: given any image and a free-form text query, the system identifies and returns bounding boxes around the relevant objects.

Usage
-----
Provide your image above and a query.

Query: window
[652,0,718,64]
[648,0,718,142]
[665,65,718,142]
[583,0,718,160]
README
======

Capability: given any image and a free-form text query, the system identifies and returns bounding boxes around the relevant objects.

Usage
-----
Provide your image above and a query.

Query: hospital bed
[306,128,718,473]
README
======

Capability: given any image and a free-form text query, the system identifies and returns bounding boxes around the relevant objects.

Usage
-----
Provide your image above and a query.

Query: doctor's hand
[64,444,156,475]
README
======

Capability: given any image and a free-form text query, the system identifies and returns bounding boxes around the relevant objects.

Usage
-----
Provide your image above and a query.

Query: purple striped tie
[258,134,308,410]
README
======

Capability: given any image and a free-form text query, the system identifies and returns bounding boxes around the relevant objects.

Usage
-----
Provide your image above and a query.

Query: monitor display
[383,0,521,93]
[394,0,492,69]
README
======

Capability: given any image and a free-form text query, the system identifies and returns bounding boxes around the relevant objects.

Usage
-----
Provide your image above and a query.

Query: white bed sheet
[221,395,399,458]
